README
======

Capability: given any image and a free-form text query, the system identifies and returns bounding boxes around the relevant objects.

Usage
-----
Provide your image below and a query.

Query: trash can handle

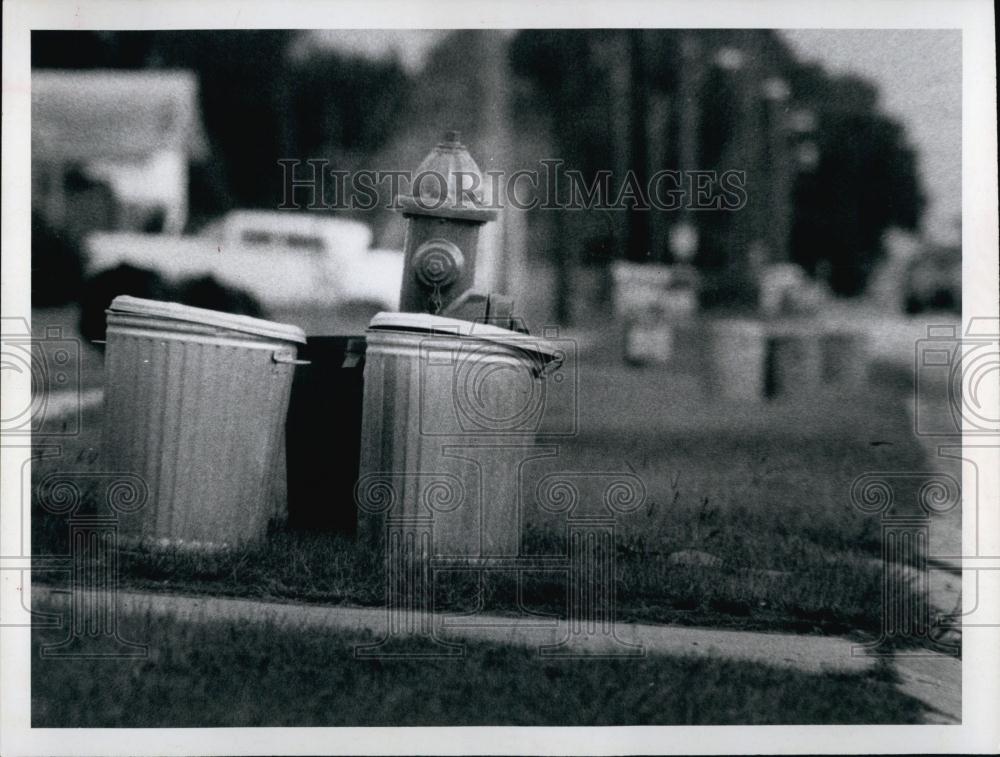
[272,352,311,366]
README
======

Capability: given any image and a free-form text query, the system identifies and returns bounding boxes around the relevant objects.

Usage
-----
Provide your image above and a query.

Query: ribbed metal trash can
[765,321,823,400]
[703,318,768,402]
[356,313,561,559]
[102,296,306,550]
[820,328,870,392]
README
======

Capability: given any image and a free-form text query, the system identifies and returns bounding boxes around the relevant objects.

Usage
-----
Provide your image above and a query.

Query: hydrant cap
[398,131,498,223]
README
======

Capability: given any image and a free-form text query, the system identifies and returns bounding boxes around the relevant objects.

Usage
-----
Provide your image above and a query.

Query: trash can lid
[107,295,307,344]
[367,312,562,366]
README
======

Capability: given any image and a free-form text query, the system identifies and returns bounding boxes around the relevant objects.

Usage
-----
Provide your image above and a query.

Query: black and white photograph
[1,0,998,754]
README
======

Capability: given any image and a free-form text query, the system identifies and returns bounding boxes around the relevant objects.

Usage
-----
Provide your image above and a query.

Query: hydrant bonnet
[397,131,497,314]
[398,131,497,223]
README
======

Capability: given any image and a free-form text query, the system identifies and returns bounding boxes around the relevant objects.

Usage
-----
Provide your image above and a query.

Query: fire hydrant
[397,130,517,327]
[356,131,563,562]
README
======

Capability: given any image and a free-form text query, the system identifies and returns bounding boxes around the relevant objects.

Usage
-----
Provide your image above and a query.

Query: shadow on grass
[32,610,927,727]
[29,517,906,642]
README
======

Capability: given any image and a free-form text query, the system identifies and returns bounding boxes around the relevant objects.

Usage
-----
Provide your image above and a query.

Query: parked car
[902,243,961,314]
[83,210,404,312]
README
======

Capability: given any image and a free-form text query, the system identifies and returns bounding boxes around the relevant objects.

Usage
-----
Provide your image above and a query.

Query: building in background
[32,70,207,237]
[28,30,933,324]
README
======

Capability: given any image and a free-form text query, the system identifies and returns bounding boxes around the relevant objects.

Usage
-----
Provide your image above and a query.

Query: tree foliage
[31,30,925,297]
[786,71,924,295]
[509,29,925,296]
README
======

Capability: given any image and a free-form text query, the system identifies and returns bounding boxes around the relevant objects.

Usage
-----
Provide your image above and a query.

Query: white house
[32,69,207,236]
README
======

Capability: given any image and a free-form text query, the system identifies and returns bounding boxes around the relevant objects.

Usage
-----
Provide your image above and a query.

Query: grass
[28,331,947,645]
[32,609,927,727]
[30,523,886,637]
[34,522,875,636]
[27,312,949,726]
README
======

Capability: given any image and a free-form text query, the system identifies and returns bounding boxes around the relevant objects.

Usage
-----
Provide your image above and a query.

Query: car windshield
[240,229,325,253]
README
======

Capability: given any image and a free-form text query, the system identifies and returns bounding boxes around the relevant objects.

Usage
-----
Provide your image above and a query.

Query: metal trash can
[703,318,768,402]
[356,313,561,558]
[286,336,367,533]
[819,328,870,391]
[102,295,306,550]
[764,321,823,400]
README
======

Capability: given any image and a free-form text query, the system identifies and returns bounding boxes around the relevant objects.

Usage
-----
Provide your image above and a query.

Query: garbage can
[819,328,870,392]
[703,318,768,402]
[764,321,823,400]
[356,312,561,558]
[102,295,306,550]
[286,336,367,533]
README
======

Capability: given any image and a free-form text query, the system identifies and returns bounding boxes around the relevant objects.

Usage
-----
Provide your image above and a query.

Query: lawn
[30,358,939,642]
[32,609,926,727]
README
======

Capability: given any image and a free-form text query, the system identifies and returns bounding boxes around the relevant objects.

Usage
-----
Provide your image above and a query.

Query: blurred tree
[31,31,158,69]
[150,31,409,214]
[510,29,924,302]
[146,30,297,210]
[31,211,83,307]
[287,53,409,167]
[509,29,619,321]
[787,72,924,295]
[32,30,924,301]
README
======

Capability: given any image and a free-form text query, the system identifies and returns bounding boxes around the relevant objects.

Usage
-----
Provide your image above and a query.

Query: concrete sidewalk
[34,586,960,724]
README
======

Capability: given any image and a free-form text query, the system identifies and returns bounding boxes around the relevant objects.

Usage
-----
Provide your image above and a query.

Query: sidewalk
[34,585,960,723]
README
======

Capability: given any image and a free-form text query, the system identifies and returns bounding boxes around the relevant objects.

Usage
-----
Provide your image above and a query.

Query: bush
[31,212,84,307]
[78,264,172,343]
[174,275,264,318]
[79,267,266,342]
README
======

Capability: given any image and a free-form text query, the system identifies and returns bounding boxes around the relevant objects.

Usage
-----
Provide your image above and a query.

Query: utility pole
[602,32,631,266]
[671,31,703,266]
[477,30,525,300]
[762,77,791,264]
[626,29,651,262]
[719,32,764,309]
[647,91,670,263]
